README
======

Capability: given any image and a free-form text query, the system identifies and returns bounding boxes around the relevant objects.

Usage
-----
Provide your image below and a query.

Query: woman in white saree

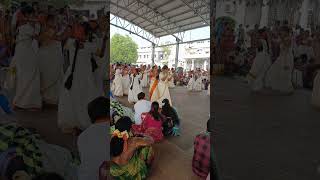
[12,8,42,110]
[58,24,104,133]
[150,65,172,107]
[193,70,203,91]
[168,68,176,88]
[187,71,195,91]
[38,15,63,105]
[121,67,130,96]
[265,27,294,94]
[128,68,143,103]
[140,65,149,88]
[247,39,272,92]
[112,68,123,97]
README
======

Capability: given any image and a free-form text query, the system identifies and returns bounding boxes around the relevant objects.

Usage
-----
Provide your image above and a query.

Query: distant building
[136,40,210,71]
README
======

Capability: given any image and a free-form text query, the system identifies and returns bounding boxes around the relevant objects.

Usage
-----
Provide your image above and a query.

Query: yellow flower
[112,129,129,139]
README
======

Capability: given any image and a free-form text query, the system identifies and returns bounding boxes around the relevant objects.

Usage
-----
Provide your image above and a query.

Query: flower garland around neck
[112,129,129,152]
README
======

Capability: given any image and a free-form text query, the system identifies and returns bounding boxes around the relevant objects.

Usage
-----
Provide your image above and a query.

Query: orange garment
[73,24,85,42]
[149,79,159,99]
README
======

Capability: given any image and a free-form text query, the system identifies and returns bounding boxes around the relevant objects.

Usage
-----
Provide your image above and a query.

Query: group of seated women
[109,94,181,179]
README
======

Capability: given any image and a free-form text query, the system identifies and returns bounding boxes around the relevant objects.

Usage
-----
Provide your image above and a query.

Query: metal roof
[110,0,210,38]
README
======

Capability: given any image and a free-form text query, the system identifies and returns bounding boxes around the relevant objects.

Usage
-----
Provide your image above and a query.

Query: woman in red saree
[132,101,165,142]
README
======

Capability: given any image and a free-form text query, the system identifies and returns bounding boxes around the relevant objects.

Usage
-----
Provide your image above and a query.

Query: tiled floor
[1,86,209,179]
[116,86,210,180]
[213,77,320,180]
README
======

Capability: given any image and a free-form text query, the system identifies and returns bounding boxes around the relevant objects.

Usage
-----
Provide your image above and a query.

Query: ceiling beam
[154,22,208,37]
[156,38,210,47]
[110,1,180,40]
[143,3,208,30]
[147,12,208,32]
[178,0,209,25]
[111,23,153,43]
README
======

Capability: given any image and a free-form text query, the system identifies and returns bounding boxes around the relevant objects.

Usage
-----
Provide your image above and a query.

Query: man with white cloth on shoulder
[78,96,110,180]
[134,92,151,125]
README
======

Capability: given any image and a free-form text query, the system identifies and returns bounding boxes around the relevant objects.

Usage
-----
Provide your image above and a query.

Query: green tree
[111,33,138,64]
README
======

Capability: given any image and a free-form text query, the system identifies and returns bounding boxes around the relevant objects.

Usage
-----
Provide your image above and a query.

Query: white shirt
[134,99,151,125]
[77,122,110,180]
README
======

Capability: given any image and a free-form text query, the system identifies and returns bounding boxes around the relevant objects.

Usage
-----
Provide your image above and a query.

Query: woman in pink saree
[132,101,165,142]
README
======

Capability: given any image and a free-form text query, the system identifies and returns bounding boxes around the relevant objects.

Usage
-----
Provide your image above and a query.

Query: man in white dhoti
[134,92,151,125]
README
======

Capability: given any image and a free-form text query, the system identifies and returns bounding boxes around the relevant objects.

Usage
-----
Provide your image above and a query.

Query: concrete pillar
[192,59,195,70]
[175,38,180,68]
[151,43,155,66]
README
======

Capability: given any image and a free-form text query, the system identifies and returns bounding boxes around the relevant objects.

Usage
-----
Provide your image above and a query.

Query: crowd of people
[0,1,108,132]
[0,1,109,180]
[186,68,210,93]
[215,19,320,108]
[109,63,212,179]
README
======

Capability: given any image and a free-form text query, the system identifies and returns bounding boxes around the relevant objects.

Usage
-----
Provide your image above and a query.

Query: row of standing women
[7,6,108,133]
[247,26,320,109]
[111,64,175,106]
